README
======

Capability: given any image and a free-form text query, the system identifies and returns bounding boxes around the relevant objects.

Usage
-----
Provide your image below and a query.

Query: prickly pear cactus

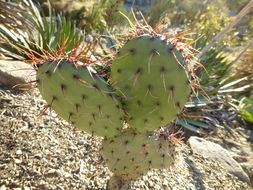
[101,130,175,182]
[30,20,196,189]
[37,59,124,137]
[111,36,190,132]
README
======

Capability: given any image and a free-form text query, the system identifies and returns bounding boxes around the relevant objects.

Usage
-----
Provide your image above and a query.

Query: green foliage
[239,97,253,123]
[0,0,83,59]
[224,0,253,40]
[145,0,172,27]
[200,49,234,90]
[188,4,237,48]
[224,0,250,12]
[2,0,253,186]
[146,0,201,26]
[232,45,253,84]
[145,0,228,26]
[144,1,240,48]
[82,0,128,32]
[45,0,126,33]
[0,1,26,30]
[178,117,210,134]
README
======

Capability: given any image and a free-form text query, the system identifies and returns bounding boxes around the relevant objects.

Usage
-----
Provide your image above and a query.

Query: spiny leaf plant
[0,0,26,30]
[21,16,199,188]
[1,1,202,189]
[0,0,83,60]
[1,1,253,189]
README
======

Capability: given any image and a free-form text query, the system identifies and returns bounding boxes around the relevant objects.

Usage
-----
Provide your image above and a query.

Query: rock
[14,159,22,164]
[0,185,7,190]
[0,60,35,89]
[188,136,250,184]
[240,160,253,185]
[16,150,22,155]
[46,169,60,177]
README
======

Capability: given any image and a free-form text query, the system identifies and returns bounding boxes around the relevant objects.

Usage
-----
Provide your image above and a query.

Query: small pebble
[14,159,22,164]
[16,150,22,155]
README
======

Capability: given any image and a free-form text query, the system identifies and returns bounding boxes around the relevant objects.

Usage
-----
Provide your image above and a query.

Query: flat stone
[188,136,250,184]
[0,60,35,89]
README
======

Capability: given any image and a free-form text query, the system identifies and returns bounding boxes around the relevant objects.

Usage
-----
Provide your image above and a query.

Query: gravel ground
[0,85,251,190]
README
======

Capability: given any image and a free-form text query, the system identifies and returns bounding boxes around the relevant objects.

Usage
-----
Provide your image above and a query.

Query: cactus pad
[101,130,175,181]
[37,60,124,137]
[111,36,190,132]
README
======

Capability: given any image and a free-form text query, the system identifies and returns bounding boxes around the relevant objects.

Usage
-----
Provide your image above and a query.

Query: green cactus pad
[37,60,124,137]
[111,36,190,132]
[101,131,175,181]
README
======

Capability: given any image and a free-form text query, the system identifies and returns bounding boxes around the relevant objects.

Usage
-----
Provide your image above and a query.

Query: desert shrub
[39,0,126,33]
[186,4,239,49]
